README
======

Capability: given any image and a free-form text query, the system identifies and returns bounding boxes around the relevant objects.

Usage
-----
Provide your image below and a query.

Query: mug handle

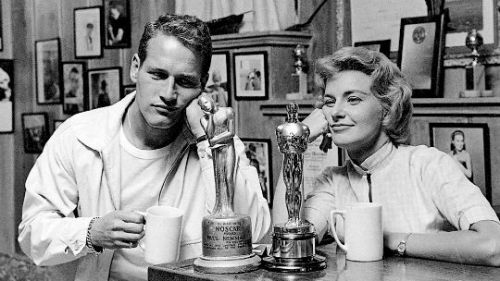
[330,210,347,252]
[134,211,147,250]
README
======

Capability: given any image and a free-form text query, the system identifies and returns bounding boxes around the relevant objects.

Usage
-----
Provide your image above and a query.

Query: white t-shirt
[109,125,171,281]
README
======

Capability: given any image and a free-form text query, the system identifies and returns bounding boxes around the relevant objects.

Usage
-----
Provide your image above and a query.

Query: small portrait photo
[62,62,87,115]
[430,123,491,202]
[88,67,122,110]
[234,52,268,100]
[22,112,49,154]
[35,38,61,104]
[104,0,131,48]
[204,52,230,107]
[0,59,14,133]
[241,138,273,206]
[74,6,103,59]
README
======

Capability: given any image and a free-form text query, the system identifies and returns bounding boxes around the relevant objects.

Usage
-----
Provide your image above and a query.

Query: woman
[272,47,500,266]
[449,130,473,180]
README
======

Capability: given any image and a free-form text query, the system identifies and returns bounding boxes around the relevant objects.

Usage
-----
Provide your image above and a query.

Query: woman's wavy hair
[314,47,413,145]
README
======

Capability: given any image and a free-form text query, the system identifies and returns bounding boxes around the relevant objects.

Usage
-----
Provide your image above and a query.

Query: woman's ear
[130,54,140,83]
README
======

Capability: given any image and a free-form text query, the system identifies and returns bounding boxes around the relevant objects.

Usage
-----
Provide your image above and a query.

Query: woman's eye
[347,96,361,104]
[323,98,335,107]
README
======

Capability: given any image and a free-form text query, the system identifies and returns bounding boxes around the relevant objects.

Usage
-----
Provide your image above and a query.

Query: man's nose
[160,76,177,101]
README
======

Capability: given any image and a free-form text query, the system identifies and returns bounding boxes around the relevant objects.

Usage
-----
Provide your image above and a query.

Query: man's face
[131,35,205,130]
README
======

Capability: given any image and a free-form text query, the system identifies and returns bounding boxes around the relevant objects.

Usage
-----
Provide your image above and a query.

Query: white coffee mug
[330,202,383,262]
[137,206,184,264]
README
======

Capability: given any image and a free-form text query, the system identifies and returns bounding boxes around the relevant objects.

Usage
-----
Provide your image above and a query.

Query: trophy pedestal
[194,215,260,274]
[262,223,326,272]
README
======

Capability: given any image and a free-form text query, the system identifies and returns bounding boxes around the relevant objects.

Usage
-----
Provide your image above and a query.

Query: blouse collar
[348,141,394,174]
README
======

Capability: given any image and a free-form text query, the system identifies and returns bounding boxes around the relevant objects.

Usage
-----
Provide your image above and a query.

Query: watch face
[397,242,406,256]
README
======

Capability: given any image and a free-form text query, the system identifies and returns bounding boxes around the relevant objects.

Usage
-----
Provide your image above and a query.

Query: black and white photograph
[398,15,446,98]
[241,138,272,206]
[35,38,61,104]
[0,59,13,133]
[21,112,49,154]
[354,39,391,57]
[74,6,103,59]
[234,52,268,100]
[104,0,131,48]
[88,67,122,109]
[62,62,87,115]
[430,123,491,202]
[205,52,230,107]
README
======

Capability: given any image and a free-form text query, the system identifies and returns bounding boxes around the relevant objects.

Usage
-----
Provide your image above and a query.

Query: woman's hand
[303,108,328,143]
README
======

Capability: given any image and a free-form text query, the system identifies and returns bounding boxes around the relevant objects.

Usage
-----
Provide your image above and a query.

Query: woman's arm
[385,220,500,266]
[463,151,473,179]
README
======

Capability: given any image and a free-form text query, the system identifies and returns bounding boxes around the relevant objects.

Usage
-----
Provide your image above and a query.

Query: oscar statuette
[262,103,326,272]
[193,94,260,274]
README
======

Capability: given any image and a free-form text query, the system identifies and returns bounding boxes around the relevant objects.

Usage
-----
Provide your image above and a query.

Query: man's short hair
[138,14,212,77]
[314,47,413,145]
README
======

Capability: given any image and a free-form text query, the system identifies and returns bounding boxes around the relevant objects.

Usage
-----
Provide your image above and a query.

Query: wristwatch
[395,233,412,257]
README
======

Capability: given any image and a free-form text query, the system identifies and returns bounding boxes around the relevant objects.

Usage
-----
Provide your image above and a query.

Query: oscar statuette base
[193,253,261,274]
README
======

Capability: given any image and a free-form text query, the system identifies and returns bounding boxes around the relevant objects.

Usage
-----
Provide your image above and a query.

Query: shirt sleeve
[198,136,271,243]
[420,148,499,230]
[18,127,92,266]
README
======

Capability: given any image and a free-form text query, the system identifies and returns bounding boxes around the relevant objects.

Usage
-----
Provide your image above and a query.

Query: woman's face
[322,70,388,162]
[452,134,465,151]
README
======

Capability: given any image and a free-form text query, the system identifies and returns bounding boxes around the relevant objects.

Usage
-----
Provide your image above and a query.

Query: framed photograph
[22,112,49,154]
[205,52,230,107]
[53,119,64,132]
[397,14,446,98]
[123,84,135,96]
[0,59,14,133]
[234,51,268,100]
[354,39,391,58]
[429,123,491,203]
[88,67,122,110]
[0,1,3,52]
[35,38,62,104]
[444,0,497,50]
[241,138,273,206]
[62,62,88,115]
[74,6,103,59]
[104,0,131,48]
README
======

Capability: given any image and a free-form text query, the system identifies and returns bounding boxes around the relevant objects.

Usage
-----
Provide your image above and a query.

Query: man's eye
[176,77,199,88]
[150,72,168,80]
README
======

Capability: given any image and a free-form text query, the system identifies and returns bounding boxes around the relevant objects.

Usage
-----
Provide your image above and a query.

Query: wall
[0,0,175,255]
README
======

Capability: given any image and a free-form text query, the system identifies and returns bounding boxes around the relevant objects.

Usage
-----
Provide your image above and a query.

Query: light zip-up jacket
[18,93,271,281]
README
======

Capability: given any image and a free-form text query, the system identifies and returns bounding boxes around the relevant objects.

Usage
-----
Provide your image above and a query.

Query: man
[18,14,270,281]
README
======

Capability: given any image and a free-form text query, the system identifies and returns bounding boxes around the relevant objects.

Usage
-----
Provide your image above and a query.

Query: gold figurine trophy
[262,103,326,272]
[193,94,260,274]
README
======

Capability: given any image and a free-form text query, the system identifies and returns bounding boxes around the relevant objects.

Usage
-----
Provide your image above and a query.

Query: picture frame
[234,51,268,100]
[62,61,88,115]
[397,14,446,98]
[0,59,14,134]
[53,119,65,132]
[0,1,3,52]
[429,123,491,203]
[354,39,391,58]
[123,84,135,96]
[103,0,131,49]
[444,0,497,52]
[74,6,103,59]
[22,112,49,154]
[241,138,273,206]
[205,51,231,107]
[35,38,62,104]
[88,67,122,110]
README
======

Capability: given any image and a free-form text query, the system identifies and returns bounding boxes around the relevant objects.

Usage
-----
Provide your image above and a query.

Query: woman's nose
[323,102,345,121]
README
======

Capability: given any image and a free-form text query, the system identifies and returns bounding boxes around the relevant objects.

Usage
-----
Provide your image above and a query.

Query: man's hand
[90,211,145,249]
[302,108,328,143]
[185,97,206,139]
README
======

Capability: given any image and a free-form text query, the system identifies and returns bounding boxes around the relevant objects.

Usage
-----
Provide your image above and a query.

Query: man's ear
[130,54,140,83]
